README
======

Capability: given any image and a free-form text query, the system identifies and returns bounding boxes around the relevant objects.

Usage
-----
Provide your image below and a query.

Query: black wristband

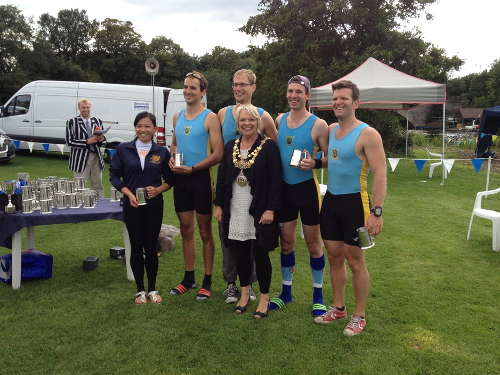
[314,159,323,169]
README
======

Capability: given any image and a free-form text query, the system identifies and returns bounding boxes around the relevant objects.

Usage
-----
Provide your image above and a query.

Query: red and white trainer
[343,315,366,336]
[313,306,348,324]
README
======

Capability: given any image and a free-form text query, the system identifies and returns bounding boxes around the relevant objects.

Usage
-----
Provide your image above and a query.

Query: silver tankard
[356,227,375,250]
[136,188,148,205]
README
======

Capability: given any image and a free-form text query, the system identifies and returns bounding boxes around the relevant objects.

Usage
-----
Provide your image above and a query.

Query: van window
[5,95,31,116]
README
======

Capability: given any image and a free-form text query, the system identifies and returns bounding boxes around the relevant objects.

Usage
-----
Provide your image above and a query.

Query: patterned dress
[228,149,257,241]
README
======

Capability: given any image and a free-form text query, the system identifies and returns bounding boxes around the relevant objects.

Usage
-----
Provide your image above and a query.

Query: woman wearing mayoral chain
[214,105,282,319]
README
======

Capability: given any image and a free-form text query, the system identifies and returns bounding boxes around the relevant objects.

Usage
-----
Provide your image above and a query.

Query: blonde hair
[78,98,90,107]
[235,105,261,134]
[233,69,256,85]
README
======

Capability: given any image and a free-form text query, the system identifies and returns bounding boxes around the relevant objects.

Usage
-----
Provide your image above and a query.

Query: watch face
[373,206,382,216]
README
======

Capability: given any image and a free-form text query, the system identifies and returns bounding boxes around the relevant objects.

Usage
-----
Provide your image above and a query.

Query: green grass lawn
[1,149,500,374]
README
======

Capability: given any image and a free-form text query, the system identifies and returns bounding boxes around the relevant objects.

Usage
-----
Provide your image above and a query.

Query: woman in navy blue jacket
[109,112,174,304]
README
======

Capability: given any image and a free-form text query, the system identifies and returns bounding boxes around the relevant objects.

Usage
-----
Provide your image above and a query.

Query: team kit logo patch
[184,126,192,135]
[150,155,161,164]
[286,136,294,146]
[331,148,339,160]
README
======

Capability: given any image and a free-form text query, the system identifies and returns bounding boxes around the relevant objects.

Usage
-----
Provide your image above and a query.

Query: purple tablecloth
[0,199,124,249]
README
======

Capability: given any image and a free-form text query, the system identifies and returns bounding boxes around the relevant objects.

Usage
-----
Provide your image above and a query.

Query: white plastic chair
[467,187,500,252]
[426,148,447,179]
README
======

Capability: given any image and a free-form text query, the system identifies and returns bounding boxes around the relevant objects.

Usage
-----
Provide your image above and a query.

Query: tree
[146,36,197,87]
[149,36,182,55]
[0,5,33,103]
[91,18,148,84]
[198,46,242,73]
[462,71,490,107]
[0,5,33,74]
[203,69,234,113]
[487,59,500,106]
[239,0,463,152]
[38,9,98,62]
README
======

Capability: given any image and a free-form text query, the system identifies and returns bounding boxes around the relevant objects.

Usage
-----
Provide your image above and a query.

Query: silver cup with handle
[136,188,148,205]
[356,227,375,249]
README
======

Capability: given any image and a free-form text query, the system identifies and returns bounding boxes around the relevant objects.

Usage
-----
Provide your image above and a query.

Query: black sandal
[254,303,270,319]
[234,298,250,314]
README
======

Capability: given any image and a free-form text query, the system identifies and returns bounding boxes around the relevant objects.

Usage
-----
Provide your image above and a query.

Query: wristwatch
[191,166,197,175]
[371,206,383,217]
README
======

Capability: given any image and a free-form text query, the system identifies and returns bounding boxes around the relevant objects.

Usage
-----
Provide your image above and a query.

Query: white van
[0,80,204,157]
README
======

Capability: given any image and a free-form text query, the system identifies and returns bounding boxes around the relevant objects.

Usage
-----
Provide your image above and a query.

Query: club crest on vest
[184,126,192,135]
[331,148,339,160]
[286,135,294,146]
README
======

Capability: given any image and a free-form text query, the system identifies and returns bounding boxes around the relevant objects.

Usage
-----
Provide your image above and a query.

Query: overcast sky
[15,0,497,78]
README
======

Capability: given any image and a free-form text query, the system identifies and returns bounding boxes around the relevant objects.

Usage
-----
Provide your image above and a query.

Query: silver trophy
[2,181,17,214]
[289,149,306,168]
[17,172,30,182]
[83,190,95,208]
[74,176,85,190]
[55,192,67,209]
[174,153,184,166]
[356,227,375,249]
[110,187,118,201]
[21,185,33,213]
[136,188,148,205]
[40,199,52,214]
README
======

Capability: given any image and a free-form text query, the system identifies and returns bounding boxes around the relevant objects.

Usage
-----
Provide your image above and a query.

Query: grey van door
[1,94,33,141]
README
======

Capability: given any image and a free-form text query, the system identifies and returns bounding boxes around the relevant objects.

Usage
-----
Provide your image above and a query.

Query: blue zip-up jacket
[109,138,174,206]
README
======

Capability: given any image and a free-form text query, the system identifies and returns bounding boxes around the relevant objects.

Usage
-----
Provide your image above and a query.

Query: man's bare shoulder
[206,111,221,128]
[312,116,328,129]
[360,124,381,138]
[217,107,227,119]
[359,125,383,148]
[328,122,339,135]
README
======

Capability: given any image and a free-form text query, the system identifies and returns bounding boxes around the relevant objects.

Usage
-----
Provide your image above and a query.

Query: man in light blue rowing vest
[314,80,387,336]
[217,69,277,304]
[271,75,330,317]
[169,71,223,301]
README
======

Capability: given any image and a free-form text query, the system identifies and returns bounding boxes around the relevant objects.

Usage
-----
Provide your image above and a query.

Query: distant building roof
[455,108,485,119]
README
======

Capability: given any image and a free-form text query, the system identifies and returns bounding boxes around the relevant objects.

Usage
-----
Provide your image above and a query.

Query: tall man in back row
[271,75,330,316]
[314,80,386,336]
[169,71,223,301]
[65,98,105,198]
[217,69,277,303]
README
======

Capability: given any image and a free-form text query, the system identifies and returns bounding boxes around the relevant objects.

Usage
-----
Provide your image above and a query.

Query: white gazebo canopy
[309,57,447,184]
[310,57,446,110]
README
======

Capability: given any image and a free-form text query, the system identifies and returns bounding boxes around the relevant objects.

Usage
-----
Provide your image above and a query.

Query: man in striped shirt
[65,98,105,198]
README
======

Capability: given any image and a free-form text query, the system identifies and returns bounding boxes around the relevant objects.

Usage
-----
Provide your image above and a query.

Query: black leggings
[231,240,272,294]
[123,202,163,293]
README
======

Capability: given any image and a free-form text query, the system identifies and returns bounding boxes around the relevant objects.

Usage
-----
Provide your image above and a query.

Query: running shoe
[343,315,366,336]
[313,306,347,324]
[224,283,238,304]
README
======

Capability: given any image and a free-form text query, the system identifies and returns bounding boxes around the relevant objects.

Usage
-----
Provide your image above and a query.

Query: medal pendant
[236,170,248,187]
[238,160,247,169]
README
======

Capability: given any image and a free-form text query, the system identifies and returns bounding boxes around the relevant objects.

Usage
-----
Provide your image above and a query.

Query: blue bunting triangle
[471,159,484,173]
[42,143,49,154]
[414,159,426,173]
[109,149,115,157]
[13,140,20,150]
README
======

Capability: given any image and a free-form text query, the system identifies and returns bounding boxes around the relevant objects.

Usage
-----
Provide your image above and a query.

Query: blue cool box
[0,249,53,283]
